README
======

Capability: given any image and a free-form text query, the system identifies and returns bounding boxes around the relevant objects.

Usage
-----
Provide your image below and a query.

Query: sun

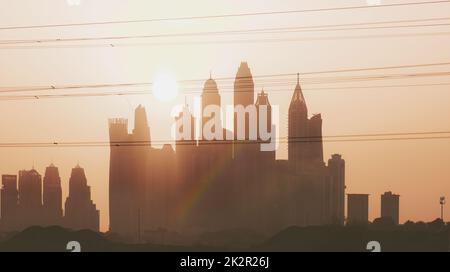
[152,71,179,102]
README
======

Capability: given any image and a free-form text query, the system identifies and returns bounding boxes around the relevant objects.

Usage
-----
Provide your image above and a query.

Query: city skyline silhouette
[0,1,449,252]
[108,62,344,240]
[0,62,423,244]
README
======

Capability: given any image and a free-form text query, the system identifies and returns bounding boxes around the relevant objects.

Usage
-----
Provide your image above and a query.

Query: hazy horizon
[1,0,450,232]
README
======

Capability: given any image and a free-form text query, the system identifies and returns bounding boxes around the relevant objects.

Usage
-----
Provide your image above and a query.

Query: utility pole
[137,208,141,244]
[440,197,446,221]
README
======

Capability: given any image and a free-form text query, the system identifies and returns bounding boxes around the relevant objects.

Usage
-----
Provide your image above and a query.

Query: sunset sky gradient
[0,0,449,231]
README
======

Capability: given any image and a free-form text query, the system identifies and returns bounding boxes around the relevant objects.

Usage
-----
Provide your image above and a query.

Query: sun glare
[152,71,179,102]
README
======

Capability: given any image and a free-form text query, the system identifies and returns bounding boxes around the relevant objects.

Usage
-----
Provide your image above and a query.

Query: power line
[1,71,449,100]
[1,1,449,31]
[0,131,449,148]
[0,82,152,94]
[1,81,450,101]
[237,16,450,31]
[1,62,449,94]
[2,22,450,46]
[3,31,449,50]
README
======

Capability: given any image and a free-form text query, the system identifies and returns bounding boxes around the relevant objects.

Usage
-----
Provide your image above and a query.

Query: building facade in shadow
[43,164,63,226]
[0,165,99,232]
[64,165,100,231]
[108,62,347,240]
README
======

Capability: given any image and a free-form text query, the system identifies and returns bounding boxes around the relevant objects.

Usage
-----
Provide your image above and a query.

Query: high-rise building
[347,194,369,225]
[109,105,151,238]
[131,105,151,236]
[175,105,201,229]
[288,74,308,171]
[233,62,258,159]
[107,63,346,239]
[1,175,19,230]
[381,191,400,225]
[133,105,151,143]
[18,169,43,228]
[108,117,130,235]
[147,144,176,231]
[328,154,346,225]
[308,114,324,165]
[255,90,275,162]
[64,165,100,231]
[234,62,255,110]
[176,104,198,184]
[202,76,222,138]
[43,164,63,225]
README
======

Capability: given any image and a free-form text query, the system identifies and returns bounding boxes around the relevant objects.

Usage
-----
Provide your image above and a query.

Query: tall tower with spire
[289,74,309,170]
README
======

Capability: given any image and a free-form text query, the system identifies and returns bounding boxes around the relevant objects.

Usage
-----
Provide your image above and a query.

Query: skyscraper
[202,76,222,138]
[288,74,308,171]
[18,169,43,228]
[43,164,63,226]
[133,105,151,143]
[147,144,176,231]
[256,90,272,139]
[109,106,151,238]
[175,105,201,229]
[198,77,234,230]
[255,90,275,162]
[1,175,19,230]
[347,194,369,225]
[231,63,261,230]
[234,62,255,110]
[308,114,324,165]
[64,165,100,231]
[233,62,258,159]
[328,154,346,225]
[106,63,346,239]
[381,191,400,225]
[175,104,197,187]
[131,105,151,236]
[108,117,130,235]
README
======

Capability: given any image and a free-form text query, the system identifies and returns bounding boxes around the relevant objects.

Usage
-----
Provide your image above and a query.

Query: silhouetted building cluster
[346,191,400,226]
[0,164,99,232]
[109,62,347,240]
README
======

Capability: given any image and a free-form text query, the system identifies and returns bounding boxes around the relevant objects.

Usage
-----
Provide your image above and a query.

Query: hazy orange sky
[0,0,450,232]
